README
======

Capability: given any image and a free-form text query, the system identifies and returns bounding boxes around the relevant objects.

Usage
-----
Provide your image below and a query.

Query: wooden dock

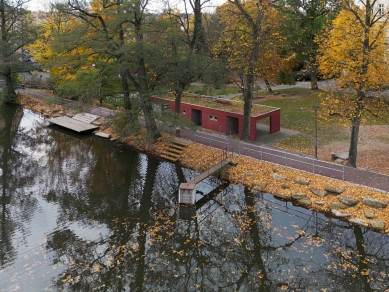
[48,116,99,133]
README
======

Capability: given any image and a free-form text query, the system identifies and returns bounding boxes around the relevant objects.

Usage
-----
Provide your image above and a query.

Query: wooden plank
[48,116,99,133]
[95,132,111,139]
[72,113,99,124]
[188,159,230,185]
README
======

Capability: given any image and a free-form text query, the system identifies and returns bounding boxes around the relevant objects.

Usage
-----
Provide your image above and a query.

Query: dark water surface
[0,106,388,291]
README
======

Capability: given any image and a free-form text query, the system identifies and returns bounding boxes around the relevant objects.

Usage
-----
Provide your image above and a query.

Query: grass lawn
[252,88,349,152]
[159,94,276,116]
[188,85,242,96]
[251,87,389,153]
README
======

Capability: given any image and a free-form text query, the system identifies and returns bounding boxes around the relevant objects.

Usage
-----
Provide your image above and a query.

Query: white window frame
[378,3,385,16]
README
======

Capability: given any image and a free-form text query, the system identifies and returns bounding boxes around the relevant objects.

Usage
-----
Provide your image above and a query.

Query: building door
[226,116,239,135]
[191,109,202,125]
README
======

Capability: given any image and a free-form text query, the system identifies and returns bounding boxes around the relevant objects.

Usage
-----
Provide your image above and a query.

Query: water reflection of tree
[0,106,39,267]
[38,128,146,224]
[46,156,163,290]
[41,128,389,291]
[322,220,389,291]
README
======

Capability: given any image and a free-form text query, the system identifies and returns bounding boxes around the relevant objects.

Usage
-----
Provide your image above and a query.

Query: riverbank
[17,93,389,234]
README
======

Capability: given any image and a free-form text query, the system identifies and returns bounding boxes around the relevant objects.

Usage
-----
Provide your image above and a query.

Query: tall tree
[26,3,73,67]
[161,0,209,114]
[317,6,389,167]
[64,0,162,143]
[61,0,134,109]
[213,0,282,140]
[0,0,37,102]
[277,0,338,90]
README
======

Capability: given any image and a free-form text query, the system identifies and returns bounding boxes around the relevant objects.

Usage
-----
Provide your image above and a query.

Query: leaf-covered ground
[179,142,389,234]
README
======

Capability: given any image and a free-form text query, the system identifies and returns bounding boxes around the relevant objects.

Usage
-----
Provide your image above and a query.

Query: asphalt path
[20,88,389,193]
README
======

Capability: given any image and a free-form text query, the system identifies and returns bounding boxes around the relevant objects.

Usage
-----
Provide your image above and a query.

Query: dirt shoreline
[17,94,389,235]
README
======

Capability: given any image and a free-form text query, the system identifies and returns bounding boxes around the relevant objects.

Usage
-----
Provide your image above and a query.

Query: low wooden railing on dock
[189,147,233,185]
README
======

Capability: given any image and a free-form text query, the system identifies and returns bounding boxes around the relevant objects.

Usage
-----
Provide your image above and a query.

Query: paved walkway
[20,88,389,193]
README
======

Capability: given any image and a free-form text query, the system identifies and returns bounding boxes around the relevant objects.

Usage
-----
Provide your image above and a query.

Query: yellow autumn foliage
[212,0,288,83]
[317,9,389,90]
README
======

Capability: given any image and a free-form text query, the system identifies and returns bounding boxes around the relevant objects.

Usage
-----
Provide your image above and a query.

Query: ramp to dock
[178,159,231,205]
[188,159,231,185]
[48,116,99,133]
[179,148,234,205]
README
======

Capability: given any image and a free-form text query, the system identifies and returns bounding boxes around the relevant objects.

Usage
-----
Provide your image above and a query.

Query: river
[0,105,388,291]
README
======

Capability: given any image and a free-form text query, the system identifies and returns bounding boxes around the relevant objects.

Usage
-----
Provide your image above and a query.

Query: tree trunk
[231,0,263,141]
[347,99,363,167]
[142,99,161,144]
[173,0,205,112]
[121,69,131,110]
[1,0,16,103]
[132,1,161,144]
[4,71,16,103]
[191,0,206,53]
[174,86,184,114]
[137,54,161,143]
[240,33,261,141]
[117,15,132,110]
[310,67,319,90]
[264,78,273,93]
[241,74,254,141]
[347,115,361,168]
[346,1,371,168]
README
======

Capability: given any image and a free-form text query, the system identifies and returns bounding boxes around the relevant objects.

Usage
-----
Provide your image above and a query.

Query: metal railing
[237,144,344,180]
[191,131,346,182]
[191,146,233,184]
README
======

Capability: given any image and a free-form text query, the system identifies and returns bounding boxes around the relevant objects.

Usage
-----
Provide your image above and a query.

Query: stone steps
[161,139,191,162]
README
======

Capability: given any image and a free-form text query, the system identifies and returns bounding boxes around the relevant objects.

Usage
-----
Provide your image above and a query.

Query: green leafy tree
[278,0,338,89]
[160,0,209,113]
[60,0,163,143]
[0,0,37,103]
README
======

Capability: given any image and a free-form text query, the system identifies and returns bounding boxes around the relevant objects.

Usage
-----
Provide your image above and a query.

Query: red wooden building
[152,96,281,141]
